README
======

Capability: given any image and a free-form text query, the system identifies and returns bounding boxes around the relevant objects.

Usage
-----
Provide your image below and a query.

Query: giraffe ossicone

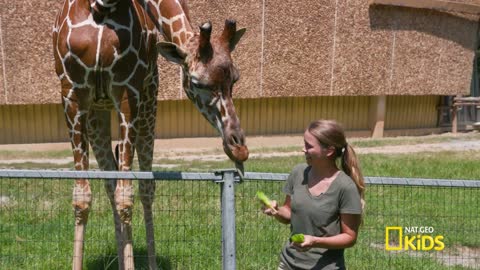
[53,0,248,269]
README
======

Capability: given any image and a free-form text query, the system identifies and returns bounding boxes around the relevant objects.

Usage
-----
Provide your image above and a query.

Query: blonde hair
[307,120,365,206]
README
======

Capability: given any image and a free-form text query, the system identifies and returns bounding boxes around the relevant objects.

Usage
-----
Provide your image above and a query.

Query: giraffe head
[158,20,249,164]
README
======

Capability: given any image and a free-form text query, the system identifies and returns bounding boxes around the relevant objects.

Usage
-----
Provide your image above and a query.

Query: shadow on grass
[86,248,172,270]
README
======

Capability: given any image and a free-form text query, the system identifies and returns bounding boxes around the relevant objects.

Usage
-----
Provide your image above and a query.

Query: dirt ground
[0,132,479,165]
[0,135,303,153]
[0,132,478,152]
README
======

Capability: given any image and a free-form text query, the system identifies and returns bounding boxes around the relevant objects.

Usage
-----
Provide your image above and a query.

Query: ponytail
[341,144,366,209]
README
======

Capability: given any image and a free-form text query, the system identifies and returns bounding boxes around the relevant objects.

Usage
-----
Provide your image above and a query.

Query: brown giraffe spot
[56,23,71,57]
[173,36,181,45]
[162,21,172,40]
[127,63,148,90]
[147,2,159,19]
[220,104,226,117]
[69,27,100,67]
[180,31,187,43]
[111,51,139,81]
[64,56,87,84]
[68,1,91,24]
[104,28,132,56]
[172,19,183,33]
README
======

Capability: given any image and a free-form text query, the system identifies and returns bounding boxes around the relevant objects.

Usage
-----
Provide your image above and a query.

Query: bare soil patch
[0,133,479,165]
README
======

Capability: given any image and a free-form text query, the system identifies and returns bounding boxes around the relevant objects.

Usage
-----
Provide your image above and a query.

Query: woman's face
[303,130,330,166]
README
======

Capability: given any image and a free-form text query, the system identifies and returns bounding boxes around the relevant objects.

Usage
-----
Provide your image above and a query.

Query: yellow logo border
[385,226,403,251]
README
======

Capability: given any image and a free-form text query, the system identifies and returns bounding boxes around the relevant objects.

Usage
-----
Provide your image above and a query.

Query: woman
[262,120,365,270]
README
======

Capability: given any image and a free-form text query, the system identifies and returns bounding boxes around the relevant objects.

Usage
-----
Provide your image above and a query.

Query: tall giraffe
[52,0,248,269]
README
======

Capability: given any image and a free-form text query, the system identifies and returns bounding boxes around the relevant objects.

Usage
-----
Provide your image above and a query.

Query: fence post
[215,169,241,270]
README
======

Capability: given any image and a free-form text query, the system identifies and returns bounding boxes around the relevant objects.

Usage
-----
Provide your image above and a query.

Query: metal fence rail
[0,170,479,269]
[2,170,480,187]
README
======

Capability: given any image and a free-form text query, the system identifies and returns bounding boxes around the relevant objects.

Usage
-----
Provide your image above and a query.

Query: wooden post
[369,96,386,138]
[451,95,462,134]
[451,104,458,134]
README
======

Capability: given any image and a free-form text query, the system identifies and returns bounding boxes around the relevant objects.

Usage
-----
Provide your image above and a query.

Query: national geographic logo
[385,226,445,251]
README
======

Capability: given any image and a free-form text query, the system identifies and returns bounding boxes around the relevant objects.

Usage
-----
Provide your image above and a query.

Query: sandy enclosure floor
[0,132,479,165]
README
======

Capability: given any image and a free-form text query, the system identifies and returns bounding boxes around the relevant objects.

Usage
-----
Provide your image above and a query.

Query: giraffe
[52,0,248,269]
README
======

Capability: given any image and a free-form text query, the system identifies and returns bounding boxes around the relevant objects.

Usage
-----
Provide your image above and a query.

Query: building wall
[0,1,478,105]
[0,104,66,144]
[385,95,440,129]
[0,96,440,144]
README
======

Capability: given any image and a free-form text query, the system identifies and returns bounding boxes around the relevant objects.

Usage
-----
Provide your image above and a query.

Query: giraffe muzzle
[223,132,249,163]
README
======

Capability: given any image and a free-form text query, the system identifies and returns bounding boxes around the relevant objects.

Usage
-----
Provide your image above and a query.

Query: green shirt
[280,164,362,270]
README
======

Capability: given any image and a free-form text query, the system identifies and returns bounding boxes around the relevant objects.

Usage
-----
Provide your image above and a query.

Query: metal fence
[0,170,479,270]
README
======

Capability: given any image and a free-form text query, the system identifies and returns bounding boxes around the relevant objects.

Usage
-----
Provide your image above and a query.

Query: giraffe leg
[86,110,125,268]
[62,89,91,270]
[113,87,139,270]
[137,78,159,270]
[139,179,156,270]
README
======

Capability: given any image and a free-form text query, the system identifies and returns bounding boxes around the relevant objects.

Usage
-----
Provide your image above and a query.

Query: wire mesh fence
[0,171,479,269]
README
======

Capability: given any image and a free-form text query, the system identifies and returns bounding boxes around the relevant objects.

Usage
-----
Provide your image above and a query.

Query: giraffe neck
[91,0,193,47]
[154,0,194,47]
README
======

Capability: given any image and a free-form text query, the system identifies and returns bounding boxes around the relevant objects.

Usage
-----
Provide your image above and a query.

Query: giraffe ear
[157,42,187,64]
[230,28,246,52]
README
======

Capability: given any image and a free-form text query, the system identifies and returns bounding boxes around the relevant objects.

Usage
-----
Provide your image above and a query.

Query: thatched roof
[0,0,478,104]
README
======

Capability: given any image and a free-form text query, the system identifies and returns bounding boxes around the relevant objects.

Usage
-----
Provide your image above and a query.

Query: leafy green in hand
[256,191,273,208]
[290,234,305,243]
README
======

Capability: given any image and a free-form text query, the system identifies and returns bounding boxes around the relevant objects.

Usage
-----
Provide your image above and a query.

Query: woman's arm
[262,195,292,224]
[294,214,361,250]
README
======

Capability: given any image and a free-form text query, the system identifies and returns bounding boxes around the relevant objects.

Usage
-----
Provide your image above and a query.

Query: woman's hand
[261,200,279,216]
[291,235,318,252]
[261,195,291,224]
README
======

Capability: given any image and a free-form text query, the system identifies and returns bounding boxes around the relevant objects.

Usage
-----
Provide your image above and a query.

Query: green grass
[0,150,479,269]
[0,149,73,160]
[349,132,480,148]
[361,151,480,180]
[243,133,480,153]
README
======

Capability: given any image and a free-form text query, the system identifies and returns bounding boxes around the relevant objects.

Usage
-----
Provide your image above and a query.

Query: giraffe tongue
[235,162,245,179]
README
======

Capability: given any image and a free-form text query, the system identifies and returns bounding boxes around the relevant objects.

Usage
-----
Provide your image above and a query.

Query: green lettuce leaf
[290,234,305,243]
[256,191,272,209]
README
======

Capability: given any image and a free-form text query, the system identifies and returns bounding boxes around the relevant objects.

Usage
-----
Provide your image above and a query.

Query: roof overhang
[370,0,480,15]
